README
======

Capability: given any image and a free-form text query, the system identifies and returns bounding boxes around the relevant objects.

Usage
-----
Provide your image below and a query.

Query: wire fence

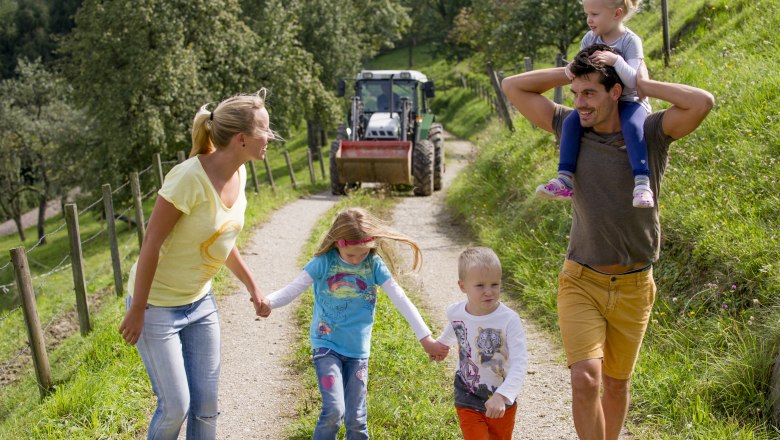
[0,148,297,396]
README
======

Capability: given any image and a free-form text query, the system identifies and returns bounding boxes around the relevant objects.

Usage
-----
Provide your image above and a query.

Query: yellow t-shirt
[128,156,247,306]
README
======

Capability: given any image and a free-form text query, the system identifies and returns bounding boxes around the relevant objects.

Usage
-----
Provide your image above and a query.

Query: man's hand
[484,394,507,419]
[420,336,450,361]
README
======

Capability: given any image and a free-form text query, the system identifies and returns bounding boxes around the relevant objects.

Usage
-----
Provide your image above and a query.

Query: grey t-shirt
[552,105,674,265]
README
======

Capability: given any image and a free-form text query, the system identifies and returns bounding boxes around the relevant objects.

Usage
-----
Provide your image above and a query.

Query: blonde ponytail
[189,89,268,158]
[190,105,216,157]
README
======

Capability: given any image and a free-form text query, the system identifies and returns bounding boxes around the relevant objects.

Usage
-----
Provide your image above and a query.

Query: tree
[0,58,84,242]
[450,0,587,68]
[60,0,274,191]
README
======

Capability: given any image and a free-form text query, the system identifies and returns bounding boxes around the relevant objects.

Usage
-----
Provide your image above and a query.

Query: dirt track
[214,132,578,439]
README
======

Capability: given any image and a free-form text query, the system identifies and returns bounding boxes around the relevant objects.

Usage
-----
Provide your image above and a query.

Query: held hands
[420,335,449,361]
[484,394,507,419]
[249,292,272,318]
[590,50,619,67]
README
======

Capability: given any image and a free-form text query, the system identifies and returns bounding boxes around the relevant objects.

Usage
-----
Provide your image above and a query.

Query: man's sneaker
[535,178,573,201]
[633,185,654,208]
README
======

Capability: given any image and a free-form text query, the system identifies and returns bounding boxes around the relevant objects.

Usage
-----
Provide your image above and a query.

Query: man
[501,44,713,440]
[376,82,401,112]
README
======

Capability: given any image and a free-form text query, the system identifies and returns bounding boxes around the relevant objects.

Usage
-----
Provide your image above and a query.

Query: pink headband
[337,237,375,247]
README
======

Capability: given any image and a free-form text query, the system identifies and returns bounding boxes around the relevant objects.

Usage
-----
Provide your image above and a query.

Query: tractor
[330,70,444,196]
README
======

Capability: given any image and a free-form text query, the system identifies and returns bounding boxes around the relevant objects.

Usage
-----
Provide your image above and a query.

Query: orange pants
[456,404,517,440]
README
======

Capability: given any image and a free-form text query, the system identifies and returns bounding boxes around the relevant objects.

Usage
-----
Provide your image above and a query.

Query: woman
[119,91,273,439]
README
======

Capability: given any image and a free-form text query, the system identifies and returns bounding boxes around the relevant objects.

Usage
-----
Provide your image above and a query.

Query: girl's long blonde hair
[190,89,268,157]
[314,207,422,275]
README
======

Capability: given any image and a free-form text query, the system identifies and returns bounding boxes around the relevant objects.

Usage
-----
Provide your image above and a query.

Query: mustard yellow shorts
[557,259,656,379]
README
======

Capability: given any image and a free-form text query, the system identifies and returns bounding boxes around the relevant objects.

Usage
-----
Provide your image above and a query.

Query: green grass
[0,126,327,438]
[442,0,780,438]
[282,192,459,439]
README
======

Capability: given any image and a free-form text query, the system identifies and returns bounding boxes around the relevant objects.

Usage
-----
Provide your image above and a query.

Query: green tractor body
[330,70,445,196]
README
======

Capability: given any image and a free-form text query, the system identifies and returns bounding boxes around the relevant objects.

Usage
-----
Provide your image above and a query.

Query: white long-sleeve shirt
[438,301,527,411]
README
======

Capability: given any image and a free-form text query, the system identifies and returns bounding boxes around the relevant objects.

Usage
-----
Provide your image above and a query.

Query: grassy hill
[436,0,780,437]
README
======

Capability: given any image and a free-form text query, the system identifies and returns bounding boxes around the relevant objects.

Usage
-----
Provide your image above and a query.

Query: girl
[264,207,447,440]
[536,0,654,208]
[119,91,274,439]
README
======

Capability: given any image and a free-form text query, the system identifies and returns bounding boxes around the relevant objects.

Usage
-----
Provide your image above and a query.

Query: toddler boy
[436,247,528,439]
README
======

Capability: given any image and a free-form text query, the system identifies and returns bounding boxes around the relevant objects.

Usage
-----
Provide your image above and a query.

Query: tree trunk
[408,36,416,68]
[14,215,25,242]
[36,194,47,245]
[307,119,319,160]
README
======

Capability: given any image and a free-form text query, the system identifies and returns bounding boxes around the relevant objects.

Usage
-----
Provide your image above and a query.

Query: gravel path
[389,133,577,439]
[214,132,578,439]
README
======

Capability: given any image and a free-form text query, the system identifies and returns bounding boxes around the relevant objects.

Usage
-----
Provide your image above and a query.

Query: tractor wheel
[429,123,445,191]
[330,139,346,195]
[412,139,434,196]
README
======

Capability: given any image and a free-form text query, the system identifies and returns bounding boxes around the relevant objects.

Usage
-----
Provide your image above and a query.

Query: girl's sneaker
[535,178,573,201]
[632,185,654,208]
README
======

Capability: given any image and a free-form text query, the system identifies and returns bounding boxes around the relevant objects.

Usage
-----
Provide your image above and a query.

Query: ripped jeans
[131,292,220,440]
[312,348,369,440]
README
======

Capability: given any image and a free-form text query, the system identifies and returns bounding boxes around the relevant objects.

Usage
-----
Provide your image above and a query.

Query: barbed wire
[0,282,14,295]
[111,180,130,195]
[0,305,22,324]
[79,225,107,248]
[32,254,72,295]
[137,164,154,177]
[161,160,177,165]
[86,251,114,286]
[77,195,105,217]
[143,187,158,200]
[24,221,67,255]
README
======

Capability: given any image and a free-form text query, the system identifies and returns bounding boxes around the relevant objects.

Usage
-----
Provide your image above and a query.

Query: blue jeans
[312,348,369,440]
[129,292,221,440]
[558,101,650,176]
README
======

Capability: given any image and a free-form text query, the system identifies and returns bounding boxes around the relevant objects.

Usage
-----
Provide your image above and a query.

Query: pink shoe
[535,178,573,201]
[633,185,654,208]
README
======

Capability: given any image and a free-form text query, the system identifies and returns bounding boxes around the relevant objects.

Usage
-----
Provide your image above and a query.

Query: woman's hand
[119,306,145,345]
[249,291,272,318]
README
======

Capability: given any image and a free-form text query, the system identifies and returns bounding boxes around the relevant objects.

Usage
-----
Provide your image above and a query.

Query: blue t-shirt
[304,249,392,358]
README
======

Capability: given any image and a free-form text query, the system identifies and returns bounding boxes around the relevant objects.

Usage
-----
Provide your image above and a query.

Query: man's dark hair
[570,44,624,92]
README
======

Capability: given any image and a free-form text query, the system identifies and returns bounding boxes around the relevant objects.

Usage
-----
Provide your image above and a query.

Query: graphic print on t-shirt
[476,327,508,380]
[198,220,242,285]
[453,321,481,393]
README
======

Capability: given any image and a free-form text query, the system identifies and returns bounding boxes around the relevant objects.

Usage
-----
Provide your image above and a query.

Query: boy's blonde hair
[315,207,422,274]
[458,247,502,280]
[190,89,272,157]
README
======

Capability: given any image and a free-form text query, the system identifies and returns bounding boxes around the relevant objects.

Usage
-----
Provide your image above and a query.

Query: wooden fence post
[283,150,298,190]
[263,156,276,194]
[130,172,146,247]
[486,61,514,132]
[64,204,91,336]
[11,247,53,399]
[662,0,670,66]
[102,184,123,297]
[247,161,260,194]
[307,149,316,185]
[153,153,164,189]
[177,150,186,163]
[554,53,565,104]
[524,57,533,72]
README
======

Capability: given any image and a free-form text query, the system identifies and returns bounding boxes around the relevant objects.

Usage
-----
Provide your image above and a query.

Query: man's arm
[501,67,570,133]
[636,62,714,140]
